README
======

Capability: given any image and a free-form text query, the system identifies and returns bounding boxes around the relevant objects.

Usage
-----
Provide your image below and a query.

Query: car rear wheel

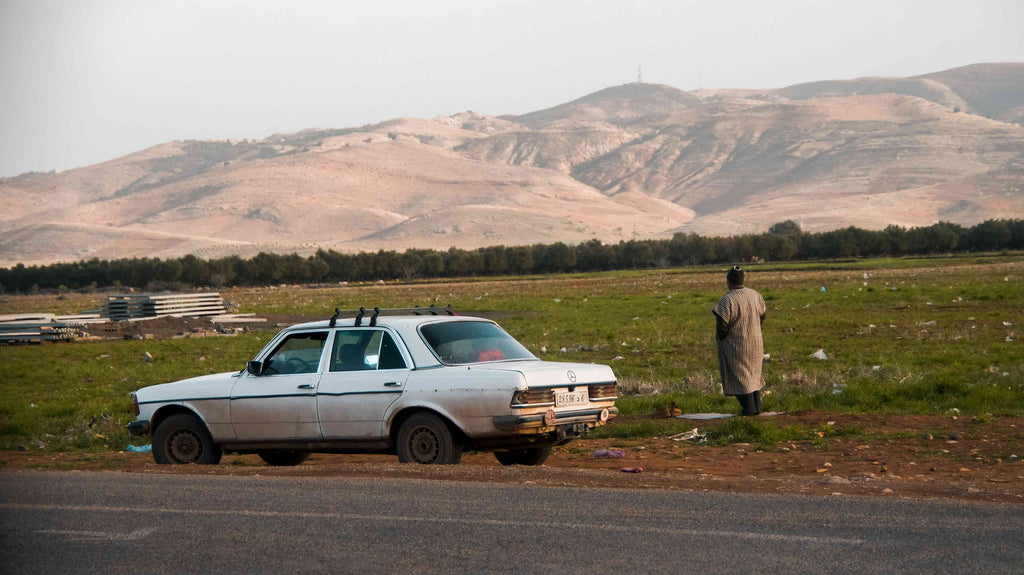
[396,413,462,465]
[493,446,552,466]
[257,451,310,466]
[152,413,222,465]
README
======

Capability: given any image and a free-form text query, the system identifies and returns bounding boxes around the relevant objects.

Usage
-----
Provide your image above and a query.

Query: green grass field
[1,254,1021,452]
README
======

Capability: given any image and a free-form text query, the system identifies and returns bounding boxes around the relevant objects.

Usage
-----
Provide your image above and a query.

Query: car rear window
[420,321,535,364]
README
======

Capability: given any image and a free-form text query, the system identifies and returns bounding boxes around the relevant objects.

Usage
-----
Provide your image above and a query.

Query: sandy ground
[3,411,1022,504]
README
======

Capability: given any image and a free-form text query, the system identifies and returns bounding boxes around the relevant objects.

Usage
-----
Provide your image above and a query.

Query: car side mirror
[246,360,263,376]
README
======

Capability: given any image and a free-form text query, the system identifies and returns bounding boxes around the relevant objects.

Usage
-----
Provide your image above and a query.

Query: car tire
[396,413,462,465]
[257,451,311,466]
[152,413,222,465]
[493,447,552,466]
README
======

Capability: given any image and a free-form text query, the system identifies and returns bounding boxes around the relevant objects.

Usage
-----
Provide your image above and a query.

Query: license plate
[554,390,588,407]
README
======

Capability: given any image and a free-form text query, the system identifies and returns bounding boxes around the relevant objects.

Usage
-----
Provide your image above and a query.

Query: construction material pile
[101,293,227,321]
[0,313,102,344]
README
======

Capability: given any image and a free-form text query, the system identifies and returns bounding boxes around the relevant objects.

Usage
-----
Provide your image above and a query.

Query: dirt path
[3,412,1022,503]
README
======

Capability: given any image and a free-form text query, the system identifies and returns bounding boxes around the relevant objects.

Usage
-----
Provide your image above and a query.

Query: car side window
[330,329,407,372]
[377,332,407,370]
[262,332,327,375]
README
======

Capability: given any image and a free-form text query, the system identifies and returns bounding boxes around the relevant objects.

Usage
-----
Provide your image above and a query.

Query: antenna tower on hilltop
[637,65,642,84]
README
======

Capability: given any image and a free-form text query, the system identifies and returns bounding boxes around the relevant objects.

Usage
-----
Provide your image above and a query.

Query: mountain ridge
[1,63,1022,266]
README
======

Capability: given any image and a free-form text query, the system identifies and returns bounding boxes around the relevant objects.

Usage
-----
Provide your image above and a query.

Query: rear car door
[317,328,411,439]
[230,330,327,441]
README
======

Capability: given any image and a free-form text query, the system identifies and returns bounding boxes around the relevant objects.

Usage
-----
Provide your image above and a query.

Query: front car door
[317,328,411,440]
[230,330,327,441]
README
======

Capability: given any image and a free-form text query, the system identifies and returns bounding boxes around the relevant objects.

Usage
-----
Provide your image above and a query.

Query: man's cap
[727,265,744,285]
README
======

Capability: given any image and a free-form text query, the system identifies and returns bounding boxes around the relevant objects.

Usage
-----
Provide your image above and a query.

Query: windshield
[420,321,536,364]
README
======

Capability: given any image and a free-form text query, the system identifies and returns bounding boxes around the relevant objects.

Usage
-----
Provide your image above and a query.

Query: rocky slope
[1,63,1022,266]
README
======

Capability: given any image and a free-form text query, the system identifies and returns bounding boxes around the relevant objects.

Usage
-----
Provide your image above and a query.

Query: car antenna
[329,307,341,327]
[369,306,381,327]
[354,307,366,327]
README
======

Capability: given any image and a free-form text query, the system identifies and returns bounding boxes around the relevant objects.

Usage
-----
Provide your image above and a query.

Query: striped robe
[712,287,766,396]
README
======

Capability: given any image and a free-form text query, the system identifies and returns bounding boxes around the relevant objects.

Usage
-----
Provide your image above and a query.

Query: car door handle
[297,384,315,389]
[384,382,402,387]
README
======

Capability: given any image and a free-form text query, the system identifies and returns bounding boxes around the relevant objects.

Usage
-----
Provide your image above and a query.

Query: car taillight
[132,394,140,416]
[511,389,554,407]
[588,382,617,401]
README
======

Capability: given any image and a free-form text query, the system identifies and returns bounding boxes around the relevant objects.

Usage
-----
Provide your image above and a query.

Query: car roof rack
[329,304,456,327]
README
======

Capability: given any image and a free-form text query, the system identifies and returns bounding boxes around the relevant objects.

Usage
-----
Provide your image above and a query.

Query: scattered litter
[868,324,876,328]
[553,299,561,303]
[126,444,152,453]
[540,346,547,353]
[559,347,567,353]
[762,353,771,361]
[669,428,706,443]
[649,402,682,418]
[1004,321,1013,326]
[918,320,937,327]
[677,413,734,420]
[759,412,785,417]
[810,349,828,360]
[593,448,625,459]
[872,365,882,371]
[1006,337,1014,343]
[142,352,153,363]
[619,467,643,473]
[833,383,846,395]
[611,355,624,361]
[820,286,827,292]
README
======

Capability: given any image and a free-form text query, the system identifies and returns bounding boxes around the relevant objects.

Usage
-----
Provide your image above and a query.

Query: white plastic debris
[540,346,547,353]
[918,320,937,327]
[872,365,882,371]
[559,347,567,353]
[611,355,624,361]
[669,428,707,443]
[763,353,771,361]
[810,349,828,360]
[1003,321,1013,326]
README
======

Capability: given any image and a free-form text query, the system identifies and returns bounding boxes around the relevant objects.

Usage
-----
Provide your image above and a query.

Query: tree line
[2,219,1022,293]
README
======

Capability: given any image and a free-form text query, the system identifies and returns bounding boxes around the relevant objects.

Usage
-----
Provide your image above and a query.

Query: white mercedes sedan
[128,308,618,466]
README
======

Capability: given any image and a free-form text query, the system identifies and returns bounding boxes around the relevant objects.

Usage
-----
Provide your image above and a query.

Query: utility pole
[637,65,642,84]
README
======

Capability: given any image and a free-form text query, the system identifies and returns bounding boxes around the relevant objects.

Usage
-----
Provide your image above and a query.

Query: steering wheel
[285,357,311,373]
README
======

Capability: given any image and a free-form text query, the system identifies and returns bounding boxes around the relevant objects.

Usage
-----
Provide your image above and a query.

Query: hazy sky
[1,0,1021,177]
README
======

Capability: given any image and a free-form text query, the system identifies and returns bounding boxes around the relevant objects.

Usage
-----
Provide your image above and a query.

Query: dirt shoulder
[3,412,1022,503]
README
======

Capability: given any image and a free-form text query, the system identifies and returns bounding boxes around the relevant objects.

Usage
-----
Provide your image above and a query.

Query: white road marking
[37,527,156,541]
[3,503,863,545]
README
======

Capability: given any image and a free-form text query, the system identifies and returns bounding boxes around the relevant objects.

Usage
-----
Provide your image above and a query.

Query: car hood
[471,360,615,388]
[136,371,240,403]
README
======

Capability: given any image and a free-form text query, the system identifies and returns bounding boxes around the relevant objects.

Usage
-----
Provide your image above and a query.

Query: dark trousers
[736,390,762,416]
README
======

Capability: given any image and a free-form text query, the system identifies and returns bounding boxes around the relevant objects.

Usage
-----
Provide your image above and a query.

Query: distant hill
[1,63,1022,266]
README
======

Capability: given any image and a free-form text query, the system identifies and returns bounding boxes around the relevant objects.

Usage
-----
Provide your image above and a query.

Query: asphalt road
[1,470,1021,574]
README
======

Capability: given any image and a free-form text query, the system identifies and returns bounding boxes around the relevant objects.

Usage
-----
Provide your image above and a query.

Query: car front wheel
[396,413,462,465]
[494,447,552,466]
[152,413,222,465]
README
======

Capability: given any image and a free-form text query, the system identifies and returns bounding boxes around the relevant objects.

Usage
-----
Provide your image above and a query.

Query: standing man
[712,266,767,416]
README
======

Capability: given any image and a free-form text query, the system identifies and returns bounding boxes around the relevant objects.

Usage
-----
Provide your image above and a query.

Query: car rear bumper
[493,406,618,432]
[127,420,151,436]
